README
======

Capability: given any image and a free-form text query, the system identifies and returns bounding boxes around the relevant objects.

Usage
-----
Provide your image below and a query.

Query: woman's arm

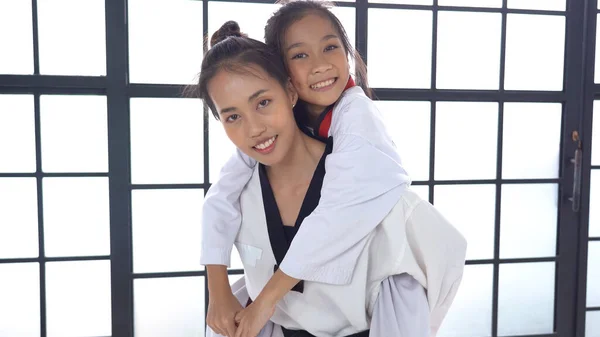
[200,147,257,266]
[206,265,244,337]
[201,148,257,337]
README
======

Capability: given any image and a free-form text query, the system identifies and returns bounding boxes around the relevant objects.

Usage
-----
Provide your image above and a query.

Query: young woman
[196,19,466,337]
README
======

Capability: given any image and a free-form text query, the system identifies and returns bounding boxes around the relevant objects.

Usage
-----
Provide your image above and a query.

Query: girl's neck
[266,130,324,182]
[306,103,327,126]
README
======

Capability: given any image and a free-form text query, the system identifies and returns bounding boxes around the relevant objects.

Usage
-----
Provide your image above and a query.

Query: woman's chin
[239,149,281,167]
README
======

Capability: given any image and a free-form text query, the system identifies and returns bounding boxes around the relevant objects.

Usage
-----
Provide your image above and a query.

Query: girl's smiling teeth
[310,78,337,90]
[254,136,277,151]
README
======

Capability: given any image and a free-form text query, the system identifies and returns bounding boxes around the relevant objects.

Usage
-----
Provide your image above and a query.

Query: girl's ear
[287,78,298,107]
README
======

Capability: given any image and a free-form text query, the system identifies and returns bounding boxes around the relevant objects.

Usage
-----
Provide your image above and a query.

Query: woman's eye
[258,99,271,109]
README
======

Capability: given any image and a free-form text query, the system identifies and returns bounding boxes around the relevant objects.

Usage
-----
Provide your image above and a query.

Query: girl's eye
[325,44,339,52]
[258,99,271,109]
[291,53,308,60]
[226,114,241,123]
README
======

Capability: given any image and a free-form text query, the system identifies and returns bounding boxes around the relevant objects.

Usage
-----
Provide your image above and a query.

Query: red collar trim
[317,77,356,139]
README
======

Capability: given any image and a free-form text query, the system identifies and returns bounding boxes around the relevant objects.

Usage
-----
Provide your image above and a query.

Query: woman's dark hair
[192,21,290,120]
[264,0,372,98]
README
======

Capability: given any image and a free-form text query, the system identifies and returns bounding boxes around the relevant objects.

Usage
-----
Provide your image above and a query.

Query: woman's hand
[206,265,242,337]
[234,298,276,337]
[207,290,244,337]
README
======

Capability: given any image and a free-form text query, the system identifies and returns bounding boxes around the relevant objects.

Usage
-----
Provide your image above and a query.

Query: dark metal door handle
[569,131,582,212]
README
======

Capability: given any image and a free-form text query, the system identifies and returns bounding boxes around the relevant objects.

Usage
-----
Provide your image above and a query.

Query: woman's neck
[266,130,325,182]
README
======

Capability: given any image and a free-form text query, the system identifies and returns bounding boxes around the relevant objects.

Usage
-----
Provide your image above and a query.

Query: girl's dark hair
[264,0,372,98]
[192,21,290,120]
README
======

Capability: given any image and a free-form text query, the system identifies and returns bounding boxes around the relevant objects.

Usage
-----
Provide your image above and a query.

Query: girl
[200,1,464,336]
[202,1,410,283]
[196,21,465,337]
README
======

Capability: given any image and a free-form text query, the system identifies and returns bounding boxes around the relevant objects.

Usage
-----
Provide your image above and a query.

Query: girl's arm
[200,147,257,266]
[233,269,300,337]
[279,93,412,284]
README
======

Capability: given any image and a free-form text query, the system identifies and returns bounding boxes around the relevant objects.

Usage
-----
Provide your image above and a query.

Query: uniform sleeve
[200,148,257,266]
[278,95,412,284]
[402,200,467,337]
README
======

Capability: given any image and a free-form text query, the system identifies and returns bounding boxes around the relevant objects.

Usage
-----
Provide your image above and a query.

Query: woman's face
[208,66,298,166]
[283,13,350,115]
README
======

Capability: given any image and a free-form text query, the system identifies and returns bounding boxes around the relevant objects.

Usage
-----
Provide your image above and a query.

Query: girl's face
[283,13,350,115]
[208,66,298,167]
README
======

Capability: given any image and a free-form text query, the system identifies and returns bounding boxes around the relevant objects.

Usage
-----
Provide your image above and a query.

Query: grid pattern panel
[0,0,594,336]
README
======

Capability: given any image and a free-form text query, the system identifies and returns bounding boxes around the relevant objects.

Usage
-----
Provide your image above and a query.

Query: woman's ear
[287,79,298,107]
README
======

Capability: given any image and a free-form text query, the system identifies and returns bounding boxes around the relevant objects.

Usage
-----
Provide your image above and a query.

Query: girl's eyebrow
[322,34,338,42]
[286,34,339,52]
[286,42,304,52]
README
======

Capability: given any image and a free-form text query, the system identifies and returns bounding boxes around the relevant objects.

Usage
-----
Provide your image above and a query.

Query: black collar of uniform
[258,137,334,293]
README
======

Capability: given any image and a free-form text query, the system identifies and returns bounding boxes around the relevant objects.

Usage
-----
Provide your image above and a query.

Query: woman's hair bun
[210,21,246,47]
